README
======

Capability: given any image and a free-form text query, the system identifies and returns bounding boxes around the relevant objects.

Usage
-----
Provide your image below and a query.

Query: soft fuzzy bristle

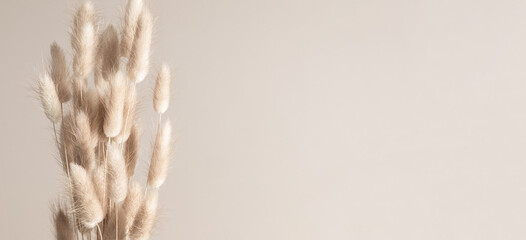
[129,189,158,240]
[85,88,105,140]
[74,111,97,172]
[121,0,144,58]
[107,142,128,203]
[91,164,108,217]
[59,114,75,172]
[53,205,76,240]
[72,76,88,112]
[127,7,152,83]
[153,64,171,114]
[71,1,97,79]
[50,43,71,103]
[100,25,120,80]
[38,72,62,123]
[103,71,126,137]
[115,83,137,143]
[147,120,172,188]
[125,124,140,178]
[70,163,104,229]
[120,181,143,238]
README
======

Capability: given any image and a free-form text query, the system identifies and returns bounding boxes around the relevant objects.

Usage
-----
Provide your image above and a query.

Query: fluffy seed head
[59,114,75,172]
[153,64,171,114]
[107,142,128,203]
[50,43,71,103]
[121,0,144,58]
[115,83,137,143]
[125,124,140,177]
[74,111,97,172]
[38,72,62,123]
[127,8,152,83]
[147,120,172,188]
[91,164,108,216]
[71,1,97,79]
[100,25,120,80]
[103,71,126,137]
[120,181,143,237]
[70,163,104,229]
[129,189,158,240]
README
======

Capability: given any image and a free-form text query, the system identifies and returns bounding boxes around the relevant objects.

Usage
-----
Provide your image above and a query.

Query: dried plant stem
[115,206,118,240]
[96,224,102,240]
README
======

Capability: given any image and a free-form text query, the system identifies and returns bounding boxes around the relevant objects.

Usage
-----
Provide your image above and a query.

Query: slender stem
[103,137,110,224]
[115,204,119,240]
[96,224,103,240]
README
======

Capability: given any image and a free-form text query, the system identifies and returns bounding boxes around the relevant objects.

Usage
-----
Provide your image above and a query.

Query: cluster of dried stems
[36,1,173,239]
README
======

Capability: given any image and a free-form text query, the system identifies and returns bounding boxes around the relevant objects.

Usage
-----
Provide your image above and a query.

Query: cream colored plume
[38,72,62,123]
[100,25,120,80]
[153,64,171,114]
[125,124,140,177]
[74,111,97,172]
[91,164,108,216]
[129,189,158,240]
[119,181,143,238]
[50,42,71,103]
[70,163,103,229]
[147,120,172,188]
[127,8,152,83]
[121,0,144,58]
[115,83,137,143]
[107,142,128,203]
[59,114,75,171]
[103,71,126,137]
[71,1,96,79]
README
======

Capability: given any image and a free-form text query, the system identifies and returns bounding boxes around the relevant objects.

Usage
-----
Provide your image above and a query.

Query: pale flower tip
[38,72,62,123]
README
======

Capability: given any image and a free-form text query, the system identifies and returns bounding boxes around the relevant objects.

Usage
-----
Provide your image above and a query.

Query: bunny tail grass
[91,164,108,217]
[125,124,140,178]
[99,25,120,81]
[115,83,137,143]
[127,7,152,83]
[147,120,172,188]
[60,114,75,171]
[121,0,144,58]
[50,43,71,103]
[129,189,158,240]
[53,205,76,240]
[103,71,126,138]
[70,163,104,229]
[119,181,143,239]
[107,142,128,203]
[74,111,97,172]
[71,1,96,79]
[153,64,171,114]
[38,1,173,238]
[38,72,62,123]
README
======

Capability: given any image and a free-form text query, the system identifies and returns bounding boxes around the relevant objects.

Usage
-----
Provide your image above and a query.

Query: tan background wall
[2,0,526,239]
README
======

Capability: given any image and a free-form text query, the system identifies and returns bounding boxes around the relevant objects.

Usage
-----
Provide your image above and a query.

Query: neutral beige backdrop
[2,0,526,239]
